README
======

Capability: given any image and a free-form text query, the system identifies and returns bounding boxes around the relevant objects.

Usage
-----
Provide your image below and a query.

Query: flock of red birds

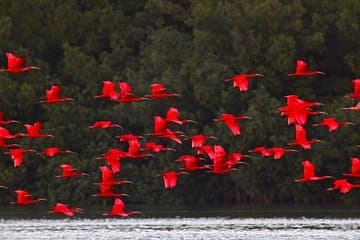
[0,53,359,217]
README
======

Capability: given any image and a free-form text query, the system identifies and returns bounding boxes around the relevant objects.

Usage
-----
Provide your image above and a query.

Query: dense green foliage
[0,0,359,208]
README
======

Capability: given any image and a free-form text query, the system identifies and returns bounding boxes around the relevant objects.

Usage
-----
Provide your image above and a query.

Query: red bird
[289,124,323,149]
[95,80,119,100]
[18,122,54,138]
[187,134,217,148]
[147,116,183,144]
[39,84,74,104]
[225,73,264,92]
[5,148,36,167]
[96,166,133,186]
[197,145,215,160]
[176,155,208,171]
[159,171,188,189]
[250,146,273,157]
[89,120,122,129]
[145,83,181,99]
[214,113,251,136]
[144,142,175,153]
[103,198,141,217]
[327,179,360,194]
[0,112,20,125]
[49,202,83,217]
[97,148,128,173]
[343,157,360,178]
[0,126,19,139]
[165,107,196,125]
[10,190,46,205]
[118,82,148,103]
[0,52,40,73]
[40,147,73,158]
[346,79,360,100]
[341,103,360,111]
[267,147,298,160]
[295,160,333,183]
[57,164,88,178]
[92,183,129,198]
[313,117,355,132]
[288,60,325,77]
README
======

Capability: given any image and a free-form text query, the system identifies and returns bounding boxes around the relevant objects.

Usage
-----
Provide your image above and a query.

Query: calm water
[0,217,358,240]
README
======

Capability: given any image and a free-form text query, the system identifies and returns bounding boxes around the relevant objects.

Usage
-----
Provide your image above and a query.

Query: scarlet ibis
[165,107,196,125]
[0,126,19,139]
[289,124,323,149]
[225,73,264,92]
[18,122,54,138]
[10,190,46,205]
[250,146,273,157]
[144,142,175,153]
[205,145,246,174]
[288,60,325,77]
[343,157,360,178]
[95,80,119,100]
[327,179,360,194]
[39,84,74,104]
[186,134,217,148]
[345,79,360,99]
[97,148,128,173]
[40,147,73,158]
[5,148,36,167]
[89,120,122,129]
[145,83,181,99]
[57,164,88,178]
[197,145,215,160]
[147,116,183,144]
[341,103,360,111]
[0,52,40,73]
[267,147,298,160]
[103,198,141,217]
[0,112,20,125]
[295,160,333,183]
[96,166,133,186]
[313,117,355,132]
[49,202,83,217]
[176,155,208,171]
[118,82,148,103]
[92,183,129,198]
[158,171,188,189]
[214,113,251,136]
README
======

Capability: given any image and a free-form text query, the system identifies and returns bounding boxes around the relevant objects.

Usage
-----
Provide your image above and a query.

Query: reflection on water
[0,217,358,240]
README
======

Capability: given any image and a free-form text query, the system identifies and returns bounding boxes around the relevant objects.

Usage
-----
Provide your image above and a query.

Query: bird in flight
[343,157,360,178]
[289,124,323,149]
[103,198,141,217]
[0,52,40,73]
[18,122,54,138]
[49,202,83,217]
[214,113,251,136]
[57,164,88,178]
[225,73,264,92]
[288,60,325,77]
[295,160,333,183]
[327,179,360,194]
[39,84,74,104]
[313,117,355,132]
[89,120,122,129]
[10,190,46,205]
[145,83,181,99]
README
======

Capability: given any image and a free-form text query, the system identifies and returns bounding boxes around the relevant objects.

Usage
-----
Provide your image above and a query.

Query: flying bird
[103,198,141,217]
[295,160,333,183]
[327,179,360,194]
[49,202,83,217]
[40,147,73,158]
[0,112,20,125]
[289,124,323,149]
[39,84,74,104]
[18,122,54,138]
[288,60,325,77]
[345,79,360,100]
[144,142,175,153]
[313,117,355,132]
[10,190,46,205]
[118,82,148,103]
[145,83,181,99]
[0,52,40,73]
[89,121,122,129]
[57,164,88,178]
[225,73,264,92]
[343,157,360,178]
[92,183,129,198]
[158,171,188,189]
[186,134,217,148]
[165,107,196,125]
[214,113,251,136]
[95,80,119,100]
[5,148,37,167]
[96,166,133,186]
